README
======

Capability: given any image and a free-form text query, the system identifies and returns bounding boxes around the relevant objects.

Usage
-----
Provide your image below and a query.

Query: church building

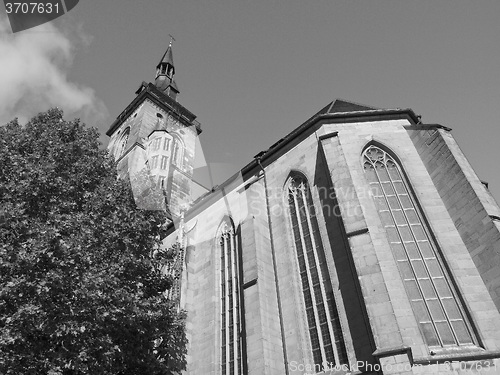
[106,44,500,374]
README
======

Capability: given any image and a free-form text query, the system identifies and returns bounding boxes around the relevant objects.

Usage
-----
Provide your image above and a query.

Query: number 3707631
[5,2,61,14]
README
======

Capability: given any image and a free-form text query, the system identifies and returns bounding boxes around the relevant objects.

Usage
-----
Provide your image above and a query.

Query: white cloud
[0,17,108,126]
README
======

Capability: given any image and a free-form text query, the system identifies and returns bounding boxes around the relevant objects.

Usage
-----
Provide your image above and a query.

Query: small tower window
[152,138,161,151]
[163,138,170,151]
[160,156,168,170]
[151,155,158,169]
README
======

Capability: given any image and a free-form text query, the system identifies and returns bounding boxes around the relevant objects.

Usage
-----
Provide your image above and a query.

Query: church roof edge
[172,103,420,228]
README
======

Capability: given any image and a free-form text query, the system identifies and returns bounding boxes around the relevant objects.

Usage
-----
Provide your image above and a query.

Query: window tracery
[218,220,242,375]
[172,138,183,168]
[114,128,130,160]
[363,145,475,347]
[287,175,348,366]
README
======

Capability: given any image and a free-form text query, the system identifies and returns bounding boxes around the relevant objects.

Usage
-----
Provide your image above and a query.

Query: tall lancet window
[287,175,348,367]
[218,219,242,375]
[114,128,130,160]
[172,138,183,169]
[363,145,475,347]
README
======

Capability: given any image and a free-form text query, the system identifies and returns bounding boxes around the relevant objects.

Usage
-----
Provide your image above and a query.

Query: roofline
[166,107,424,230]
[106,82,201,136]
[249,107,420,167]
[405,123,452,132]
[325,98,380,112]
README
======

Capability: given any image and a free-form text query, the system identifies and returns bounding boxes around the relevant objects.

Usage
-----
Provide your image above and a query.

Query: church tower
[106,42,205,218]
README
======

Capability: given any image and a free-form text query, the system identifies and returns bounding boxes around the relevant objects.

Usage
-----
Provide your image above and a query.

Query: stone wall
[410,128,500,312]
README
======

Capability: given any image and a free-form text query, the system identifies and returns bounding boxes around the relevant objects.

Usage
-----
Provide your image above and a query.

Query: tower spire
[155,36,179,100]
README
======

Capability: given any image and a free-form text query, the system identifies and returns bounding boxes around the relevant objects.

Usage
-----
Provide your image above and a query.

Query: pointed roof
[330,99,378,112]
[154,42,180,98]
[170,79,179,92]
[314,99,379,116]
[155,78,180,94]
[157,44,174,69]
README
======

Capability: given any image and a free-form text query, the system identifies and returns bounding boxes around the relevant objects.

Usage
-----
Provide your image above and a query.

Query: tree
[0,109,187,374]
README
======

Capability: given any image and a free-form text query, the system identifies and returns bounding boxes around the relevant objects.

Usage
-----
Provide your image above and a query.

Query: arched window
[287,175,348,366]
[172,138,183,169]
[218,219,242,375]
[363,145,475,347]
[114,128,130,160]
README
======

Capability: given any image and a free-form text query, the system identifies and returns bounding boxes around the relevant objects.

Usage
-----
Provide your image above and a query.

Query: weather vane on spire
[169,34,176,47]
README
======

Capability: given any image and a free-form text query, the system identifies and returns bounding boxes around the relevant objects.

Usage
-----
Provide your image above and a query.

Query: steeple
[155,36,180,100]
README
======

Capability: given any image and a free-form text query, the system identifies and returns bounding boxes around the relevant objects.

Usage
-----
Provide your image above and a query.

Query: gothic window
[218,219,242,375]
[363,145,475,347]
[172,138,183,168]
[114,128,130,160]
[160,156,169,170]
[287,175,348,367]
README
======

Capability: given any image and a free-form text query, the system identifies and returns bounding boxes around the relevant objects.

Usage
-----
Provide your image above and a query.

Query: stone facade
[107,47,500,374]
[165,107,500,375]
[107,84,203,217]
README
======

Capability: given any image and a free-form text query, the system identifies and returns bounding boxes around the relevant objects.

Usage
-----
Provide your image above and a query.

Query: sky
[0,0,499,202]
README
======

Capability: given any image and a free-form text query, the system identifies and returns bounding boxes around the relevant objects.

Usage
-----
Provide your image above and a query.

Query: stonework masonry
[106,46,500,374]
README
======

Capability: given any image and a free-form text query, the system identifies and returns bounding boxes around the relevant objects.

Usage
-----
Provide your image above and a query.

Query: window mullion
[233,232,244,375]
[221,237,228,375]
[300,186,331,364]
[389,158,467,346]
[230,232,239,375]
[390,166,473,345]
[294,186,324,364]
[385,161,459,346]
[226,235,233,374]
[372,160,442,345]
[365,146,475,348]
[226,236,232,375]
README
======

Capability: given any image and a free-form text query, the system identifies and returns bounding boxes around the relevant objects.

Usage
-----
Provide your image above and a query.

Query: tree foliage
[0,109,187,374]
